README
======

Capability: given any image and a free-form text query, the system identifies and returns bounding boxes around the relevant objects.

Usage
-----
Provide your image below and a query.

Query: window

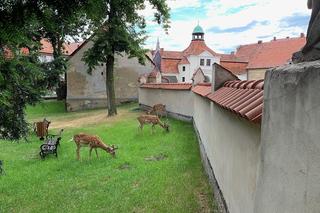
[182,77,185,82]
[182,66,186,71]
[206,59,211,66]
[200,59,205,66]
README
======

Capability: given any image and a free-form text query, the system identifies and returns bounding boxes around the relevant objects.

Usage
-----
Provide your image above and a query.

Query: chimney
[273,37,276,41]
[258,40,263,44]
[300,33,305,38]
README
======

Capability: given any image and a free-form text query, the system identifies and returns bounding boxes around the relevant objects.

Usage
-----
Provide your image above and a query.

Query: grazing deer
[137,115,169,133]
[147,104,167,118]
[71,133,117,160]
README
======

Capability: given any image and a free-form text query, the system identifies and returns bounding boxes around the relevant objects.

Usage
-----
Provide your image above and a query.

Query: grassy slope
[0,101,217,212]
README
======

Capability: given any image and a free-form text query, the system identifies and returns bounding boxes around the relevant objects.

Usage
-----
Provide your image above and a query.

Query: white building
[152,24,221,83]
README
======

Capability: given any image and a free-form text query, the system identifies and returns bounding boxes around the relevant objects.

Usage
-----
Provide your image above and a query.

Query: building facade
[153,24,221,83]
[66,40,154,111]
[152,26,306,81]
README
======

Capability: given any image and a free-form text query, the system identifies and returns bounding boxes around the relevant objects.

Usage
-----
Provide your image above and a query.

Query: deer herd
[68,104,169,160]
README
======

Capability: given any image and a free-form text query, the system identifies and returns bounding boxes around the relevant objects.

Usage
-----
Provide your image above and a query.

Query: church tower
[192,24,205,41]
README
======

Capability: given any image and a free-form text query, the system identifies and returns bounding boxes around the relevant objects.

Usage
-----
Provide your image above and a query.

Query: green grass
[26,100,66,119]
[0,101,217,212]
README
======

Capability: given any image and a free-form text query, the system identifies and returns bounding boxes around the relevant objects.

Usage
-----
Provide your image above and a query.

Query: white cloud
[143,0,310,53]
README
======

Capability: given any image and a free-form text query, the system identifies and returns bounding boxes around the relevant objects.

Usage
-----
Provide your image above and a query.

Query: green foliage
[0,0,95,140]
[83,0,170,116]
[84,0,170,71]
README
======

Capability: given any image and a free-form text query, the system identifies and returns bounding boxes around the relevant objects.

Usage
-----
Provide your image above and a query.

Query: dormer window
[182,66,186,71]
[206,59,211,66]
[200,59,205,66]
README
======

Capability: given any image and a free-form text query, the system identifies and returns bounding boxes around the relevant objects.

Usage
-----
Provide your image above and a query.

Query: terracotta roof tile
[161,51,183,59]
[40,39,83,56]
[207,80,264,123]
[161,58,180,74]
[179,56,190,64]
[192,84,211,97]
[220,61,248,75]
[140,83,192,90]
[236,37,306,69]
[183,40,217,56]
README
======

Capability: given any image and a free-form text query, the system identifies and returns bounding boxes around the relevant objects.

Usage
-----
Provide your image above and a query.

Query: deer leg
[95,148,99,158]
[76,146,81,160]
[89,147,93,159]
[152,124,155,134]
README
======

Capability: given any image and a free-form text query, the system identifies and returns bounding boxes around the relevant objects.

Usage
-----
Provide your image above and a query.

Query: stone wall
[138,87,193,120]
[193,94,261,213]
[254,61,320,213]
[138,61,320,212]
[138,87,261,212]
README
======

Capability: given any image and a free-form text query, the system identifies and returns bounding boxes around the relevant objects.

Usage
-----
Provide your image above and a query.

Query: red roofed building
[220,34,306,80]
[153,25,306,81]
[153,24,221,83]
[39,39,83,62]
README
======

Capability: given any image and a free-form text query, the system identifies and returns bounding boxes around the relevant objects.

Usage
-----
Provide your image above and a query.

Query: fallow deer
[147,104,167,118]
[71,133,117,160]
[137,115,170,133]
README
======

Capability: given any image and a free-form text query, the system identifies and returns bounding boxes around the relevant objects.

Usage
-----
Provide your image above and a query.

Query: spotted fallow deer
[137,115,169,133]
[71,133,117,160]
[147,104,167,118]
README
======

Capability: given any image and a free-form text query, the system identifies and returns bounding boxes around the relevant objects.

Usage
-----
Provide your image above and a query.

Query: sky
[141,0,310,54]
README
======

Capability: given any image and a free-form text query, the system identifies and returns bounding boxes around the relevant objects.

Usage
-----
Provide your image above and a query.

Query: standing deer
[71,133,117,160]
[137,115,170,133]
[147,104,167,118]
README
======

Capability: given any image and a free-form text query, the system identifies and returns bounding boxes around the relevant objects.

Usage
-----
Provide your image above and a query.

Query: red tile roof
[158,40,217,74]
[161,50,184,59]
[161,58,180,74]
[40,39,83,56]
[217,35,306,74]
[192,84,212,97]
[207,80,264,123]
[220,61,248,75]
[236,37,306,69]
[183,40,217,56]
[140,83,192,90]
[179,56,190,64]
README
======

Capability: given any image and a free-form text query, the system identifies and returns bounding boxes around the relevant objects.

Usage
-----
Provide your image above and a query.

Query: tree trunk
[106,54,117,116]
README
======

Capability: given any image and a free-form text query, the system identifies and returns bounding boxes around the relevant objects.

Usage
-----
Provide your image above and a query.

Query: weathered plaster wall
[138,88,193,118]
[247,69,267,80]
[139,88,261,213]
[254,61,320,213]
[138,61,320,212]
[193,94,261,213]
[66,40,153,111]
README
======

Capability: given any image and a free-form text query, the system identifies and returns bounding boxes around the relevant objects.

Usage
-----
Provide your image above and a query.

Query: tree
[0,1,50,140]
[0,0,91,140]
[83,0,170,116]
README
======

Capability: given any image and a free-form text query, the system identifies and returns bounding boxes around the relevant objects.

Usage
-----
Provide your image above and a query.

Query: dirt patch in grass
[118,162,132,170]
[50,109,138,129]
[144,153,168,161]
[196,188,217,213]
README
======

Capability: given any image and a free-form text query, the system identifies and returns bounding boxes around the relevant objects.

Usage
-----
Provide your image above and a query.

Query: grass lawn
[0,101,217,212]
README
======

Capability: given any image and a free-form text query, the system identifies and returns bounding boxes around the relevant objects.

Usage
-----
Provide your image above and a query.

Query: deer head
[163,121,170,132]
[107,145,118,157]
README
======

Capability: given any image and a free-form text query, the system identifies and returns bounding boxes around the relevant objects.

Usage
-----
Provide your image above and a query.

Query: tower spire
[156,37,160,51]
